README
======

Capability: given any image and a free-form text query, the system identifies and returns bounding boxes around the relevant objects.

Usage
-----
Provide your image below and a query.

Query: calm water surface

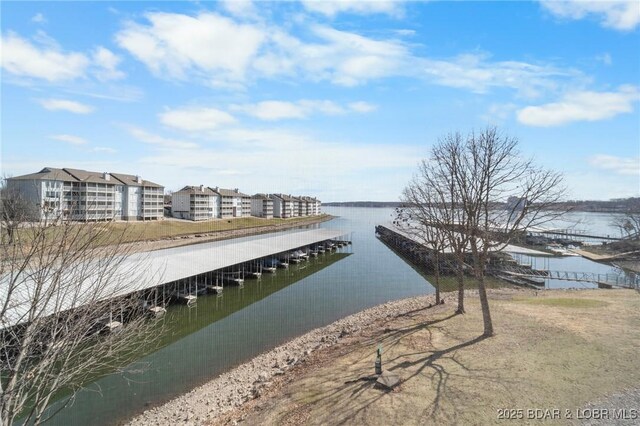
[48,207,433,425]
[44,207,631,424]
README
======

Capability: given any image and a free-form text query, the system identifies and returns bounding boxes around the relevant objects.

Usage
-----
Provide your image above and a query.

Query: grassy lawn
[517,297,610,308]
[233,289,640,425]
[14,214,331,247]
[102,214,331,243]
[426,275,510,292]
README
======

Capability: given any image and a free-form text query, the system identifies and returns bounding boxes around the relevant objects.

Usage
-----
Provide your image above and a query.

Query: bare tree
[1,212,165,425]
[456,127,565,336]
[612,212,640,240]
[399,132,472,314]
[0,178,40,245]
[401,128,565,337]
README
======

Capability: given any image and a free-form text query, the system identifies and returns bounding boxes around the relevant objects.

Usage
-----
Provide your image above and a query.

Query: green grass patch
[520,297,609,308]
[425,275,510,292]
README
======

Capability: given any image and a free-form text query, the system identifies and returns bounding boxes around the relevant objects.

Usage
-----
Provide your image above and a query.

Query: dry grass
[16,214,331,247]
[230,289,640,425]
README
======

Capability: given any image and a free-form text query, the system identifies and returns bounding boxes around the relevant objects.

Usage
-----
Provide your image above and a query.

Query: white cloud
[93,147,118,154]
[348,101,377,113]
[419,53,582,98]
[517,85,640,126]
[234,101,309,120]
[124,125,199,149]
[595,52,612,65]
[136,126,419,199]
[92,46,125,81]
[31,13,46,24]
[114,10,583,96]
[301,0,404,17]
[50,134,88,145]
[159,107,237,131]
[232,99,377,120]
[38,98,95,114]
[589,155,640,176]
[540,0,640,31]
[115,12,265,87]
[220,0,258,18]
[481,103,518,123]
[0,32,89,81]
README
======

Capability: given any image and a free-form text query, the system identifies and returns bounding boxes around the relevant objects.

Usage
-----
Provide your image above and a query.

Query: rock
[257,371,269,382]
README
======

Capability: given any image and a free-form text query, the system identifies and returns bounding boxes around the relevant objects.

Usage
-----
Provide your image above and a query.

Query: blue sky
[1,0,639,201]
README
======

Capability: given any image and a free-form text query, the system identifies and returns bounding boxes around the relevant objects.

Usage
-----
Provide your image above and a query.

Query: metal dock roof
[132,228,347,284]
[2,228,347,329]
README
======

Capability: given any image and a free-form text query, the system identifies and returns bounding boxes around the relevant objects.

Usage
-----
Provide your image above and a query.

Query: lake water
[45,207,631,425]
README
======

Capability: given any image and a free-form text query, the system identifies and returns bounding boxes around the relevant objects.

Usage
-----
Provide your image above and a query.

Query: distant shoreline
[324,198,639,213]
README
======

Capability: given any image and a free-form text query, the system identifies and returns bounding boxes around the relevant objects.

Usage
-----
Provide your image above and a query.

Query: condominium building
[311,197,321,215]
[211,187,249,218]
[251,194,274,218]
[241,193,251,217]
[6,167,164,221]
[171,185,219,221]
[291,196,302,217]
[270,194,294,218]
[109,172,164,221]
[299,196,312,216]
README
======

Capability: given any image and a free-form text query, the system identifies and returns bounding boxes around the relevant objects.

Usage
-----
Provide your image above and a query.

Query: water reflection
[47,251,351,426]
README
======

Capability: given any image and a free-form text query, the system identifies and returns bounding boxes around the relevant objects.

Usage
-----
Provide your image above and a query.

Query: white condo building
[250,194,274,218]
[171,185,219,221]
[6,167,164,221]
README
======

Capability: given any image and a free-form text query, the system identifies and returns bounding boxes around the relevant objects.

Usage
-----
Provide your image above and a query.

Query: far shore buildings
[171,190,321,221]
[6,167,164,222]
[6,167,321,223]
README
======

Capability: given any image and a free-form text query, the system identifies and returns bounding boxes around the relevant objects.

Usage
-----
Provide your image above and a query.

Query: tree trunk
[434,252,441,304]
[477,272,494,337]
[455,254,465,314]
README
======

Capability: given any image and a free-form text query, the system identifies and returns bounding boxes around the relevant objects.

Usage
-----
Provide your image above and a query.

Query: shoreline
[125,292,440,425]
[124,286,638,425]
[125,289,517,425]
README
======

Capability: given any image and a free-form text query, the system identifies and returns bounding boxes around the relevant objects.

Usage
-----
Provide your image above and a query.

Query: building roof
[8,167,78,182]
[109,172,163,188]
[271,193,294,202]
[63,168,118,184]
[7,167,163,188]
[210,187,250,198]
[252,193,273,200]
[174,185,218,196]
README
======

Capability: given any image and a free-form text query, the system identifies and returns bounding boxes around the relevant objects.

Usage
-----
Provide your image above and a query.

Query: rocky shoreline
[125,292,451,425]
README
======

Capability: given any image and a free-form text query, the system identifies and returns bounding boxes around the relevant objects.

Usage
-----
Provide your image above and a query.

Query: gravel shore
[125,292,448,425]
[579,388,640,425]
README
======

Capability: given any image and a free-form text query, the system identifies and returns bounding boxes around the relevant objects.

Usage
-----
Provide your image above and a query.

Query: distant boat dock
[375,224,638,290]
[2,228,351,329]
